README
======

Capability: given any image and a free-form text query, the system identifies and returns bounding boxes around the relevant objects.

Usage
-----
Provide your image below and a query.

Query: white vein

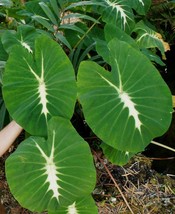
[119,92,142,131]
[21,42,33,53]
[105,0,129,29]
[137,31,160,44]
[97,72,120,93]
[39,54,49,118]
[23,53,49,118]
[138,0,144,6]
[67,202,79,214]
[20,35,33,53]
[96,71,142,131]
[125,151,129,156]
[35,130,62,200]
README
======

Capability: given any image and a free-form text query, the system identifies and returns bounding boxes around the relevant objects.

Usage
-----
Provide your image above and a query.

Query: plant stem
[151,140,175,153]
[73,16,102,50]
[0,121,23,157]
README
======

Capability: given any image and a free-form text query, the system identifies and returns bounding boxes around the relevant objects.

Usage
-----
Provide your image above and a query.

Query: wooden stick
[151,140,175,153]
[0,121,23,157]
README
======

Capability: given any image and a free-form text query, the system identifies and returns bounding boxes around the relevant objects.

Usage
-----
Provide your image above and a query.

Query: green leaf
[141,48,166,66]
[59,24,85,35]
[0,39,8,61]
[3,35,77,136]
[65,0,135,33]
[64,1,99,11]
[62,13,100,24]
[95,23,138,64]
[0,61,5,86]
[77,38,172,152]
[101,143,135,166]
[49,0,61,19]
[63,22,88,48]
[1,25,41,53]
[49,196,98,214]
[39,2,58,26]
[104,23,138,49]
[130,0,151,15]
[133,21,165,54]
[95,39,110,63]
[70,41,96,73]
[0,101,7,130]
[6,117,96,212]
[95,0,135,33]
[23,0,55,31]
[32,15,55,32]
[0,0,13,7]
[25,0,48,17]
[55,32,72,50]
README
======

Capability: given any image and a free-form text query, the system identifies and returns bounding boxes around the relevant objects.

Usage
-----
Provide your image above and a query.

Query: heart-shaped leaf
[3,35,77,136]
[77,38,172,152]
[5,117,96,212]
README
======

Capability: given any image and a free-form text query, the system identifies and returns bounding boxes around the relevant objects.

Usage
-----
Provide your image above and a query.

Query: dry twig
[93,150,134,214]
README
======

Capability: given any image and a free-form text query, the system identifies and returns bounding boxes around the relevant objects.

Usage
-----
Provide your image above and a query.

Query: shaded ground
[95,153,175,214]
[0,142,175,214]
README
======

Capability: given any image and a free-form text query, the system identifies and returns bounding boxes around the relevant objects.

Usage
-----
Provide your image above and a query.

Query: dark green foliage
[0,1,173,213]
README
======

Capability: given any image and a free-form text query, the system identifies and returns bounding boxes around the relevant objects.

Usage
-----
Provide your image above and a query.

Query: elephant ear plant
[2,34,173,213]
[1,0,173,213]
[78,37,172,165]
[2,36,97,213]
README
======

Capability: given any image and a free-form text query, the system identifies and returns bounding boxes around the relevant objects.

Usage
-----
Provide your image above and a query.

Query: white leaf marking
[23,58,40,81]
[67,202,79,214]
[39,54,49,118]
[38,82,48,117]
[24,53,49,118]
[97,72,120,93]
[35,130,62,200]
[119,92,142,131]
[105,0,129,29]
[19,35,33,53]
[21,42,33,53]
[138,0,144,6]
[96,72,142,131]
[125,151,129,156]
[137,32,160,43]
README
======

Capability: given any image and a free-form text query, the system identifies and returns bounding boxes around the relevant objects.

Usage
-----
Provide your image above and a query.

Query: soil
[0,140,175,214]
